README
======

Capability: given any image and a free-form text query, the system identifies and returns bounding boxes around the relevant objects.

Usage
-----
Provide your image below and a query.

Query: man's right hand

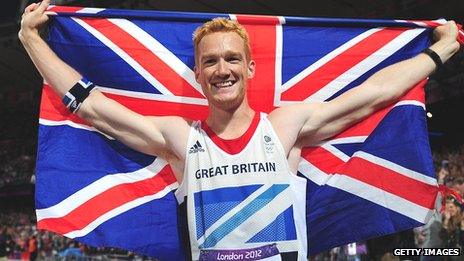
[429,21,461,65]
[433,21,459,45]
[19,0,51,41]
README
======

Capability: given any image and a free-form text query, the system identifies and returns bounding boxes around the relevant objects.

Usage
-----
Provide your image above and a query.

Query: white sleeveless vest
[176,112,307,261]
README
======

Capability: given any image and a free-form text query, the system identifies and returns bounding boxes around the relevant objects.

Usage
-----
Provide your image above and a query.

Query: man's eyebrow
[200,54,216,61]
[224,51,243,57]
[200,51,243,60]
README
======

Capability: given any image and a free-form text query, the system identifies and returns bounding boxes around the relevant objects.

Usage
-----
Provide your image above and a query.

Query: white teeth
[214,81,233,88]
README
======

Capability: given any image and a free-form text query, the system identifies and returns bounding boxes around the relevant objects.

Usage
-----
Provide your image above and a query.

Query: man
[20,0,460,260]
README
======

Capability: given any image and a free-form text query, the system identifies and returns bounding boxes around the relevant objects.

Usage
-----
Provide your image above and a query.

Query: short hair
[192,18,251,62]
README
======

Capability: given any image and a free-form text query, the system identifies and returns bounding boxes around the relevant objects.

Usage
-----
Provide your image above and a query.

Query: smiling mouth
[213,80,236,88]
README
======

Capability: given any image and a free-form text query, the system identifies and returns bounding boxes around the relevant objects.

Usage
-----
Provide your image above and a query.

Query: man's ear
[247,60,256,79]
[194,65,200,83]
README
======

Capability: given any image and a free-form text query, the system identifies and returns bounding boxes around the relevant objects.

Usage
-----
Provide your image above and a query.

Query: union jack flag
[35,6,460,260]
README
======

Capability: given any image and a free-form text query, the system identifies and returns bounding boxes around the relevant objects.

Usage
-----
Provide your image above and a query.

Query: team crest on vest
[264,135,274,154]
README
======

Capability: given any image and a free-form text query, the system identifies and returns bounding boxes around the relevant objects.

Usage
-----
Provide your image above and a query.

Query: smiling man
[19,0,461,260]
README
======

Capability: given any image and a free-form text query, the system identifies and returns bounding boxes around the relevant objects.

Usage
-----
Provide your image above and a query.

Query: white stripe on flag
[64,182,178,238]
[395,100,425,110]
[280,28,381,93]
[108,19,204,96]
[72,18,174,96]
[39,118,115,140]
[326,174,434,223]
[229,14,237,21]
[320,136,368,146]
[76,8,105,14]
[353,151,437,185]
[274,23,283,106]
[97,86,208,106]
[298,158,435,223]
[36,158,169,221]
[298,158,330,186]
[320,143,350,162]
[394,19,446,27]
[305,28,425,102]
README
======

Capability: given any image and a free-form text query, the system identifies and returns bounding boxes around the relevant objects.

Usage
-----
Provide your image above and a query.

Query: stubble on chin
[210,89,246,111]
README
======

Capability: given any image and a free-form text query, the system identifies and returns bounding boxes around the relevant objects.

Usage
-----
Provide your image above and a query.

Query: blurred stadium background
[0,0,463,260]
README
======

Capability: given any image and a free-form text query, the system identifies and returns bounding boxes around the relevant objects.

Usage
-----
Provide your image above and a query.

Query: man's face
[194,32,255,110]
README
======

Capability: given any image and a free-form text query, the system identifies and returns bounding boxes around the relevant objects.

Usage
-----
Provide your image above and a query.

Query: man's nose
[215,59,230,77]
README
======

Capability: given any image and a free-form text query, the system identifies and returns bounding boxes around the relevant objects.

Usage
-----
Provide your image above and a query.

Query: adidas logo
[189,140,205,154]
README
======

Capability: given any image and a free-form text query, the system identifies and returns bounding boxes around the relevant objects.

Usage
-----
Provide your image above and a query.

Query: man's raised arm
[270,22,461,154]
[19,0,189,167]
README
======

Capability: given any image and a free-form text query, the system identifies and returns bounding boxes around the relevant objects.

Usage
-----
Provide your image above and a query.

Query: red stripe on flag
[234,15,281,25]
[406,21,464,45]
[301,146,345,174]
[340,157,438,208]
[37,165,176,235]
[48,6,85,13]
[81,18,203,98]
[396,79,426,103]
[104,92,209,119]
[281,28,407,101]
[301,146,437,209]
[276,59,425,178]
[39,85,209,124]
[300,83,427,174]
[338,106,391,138]
[40,85,87,125]
[236,15,279,113]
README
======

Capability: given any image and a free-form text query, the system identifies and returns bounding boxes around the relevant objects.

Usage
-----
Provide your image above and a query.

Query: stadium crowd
[0,210,157,260]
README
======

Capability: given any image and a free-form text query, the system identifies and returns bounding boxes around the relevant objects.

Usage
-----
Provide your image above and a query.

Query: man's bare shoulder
[268,103,320,124]
[146,115,193,129]
[267,103,324,154]
[146,116,192,175]
[146,115,193,149]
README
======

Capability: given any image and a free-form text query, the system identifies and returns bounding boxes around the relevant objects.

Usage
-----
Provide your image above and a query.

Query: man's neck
[205,102,255,140]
